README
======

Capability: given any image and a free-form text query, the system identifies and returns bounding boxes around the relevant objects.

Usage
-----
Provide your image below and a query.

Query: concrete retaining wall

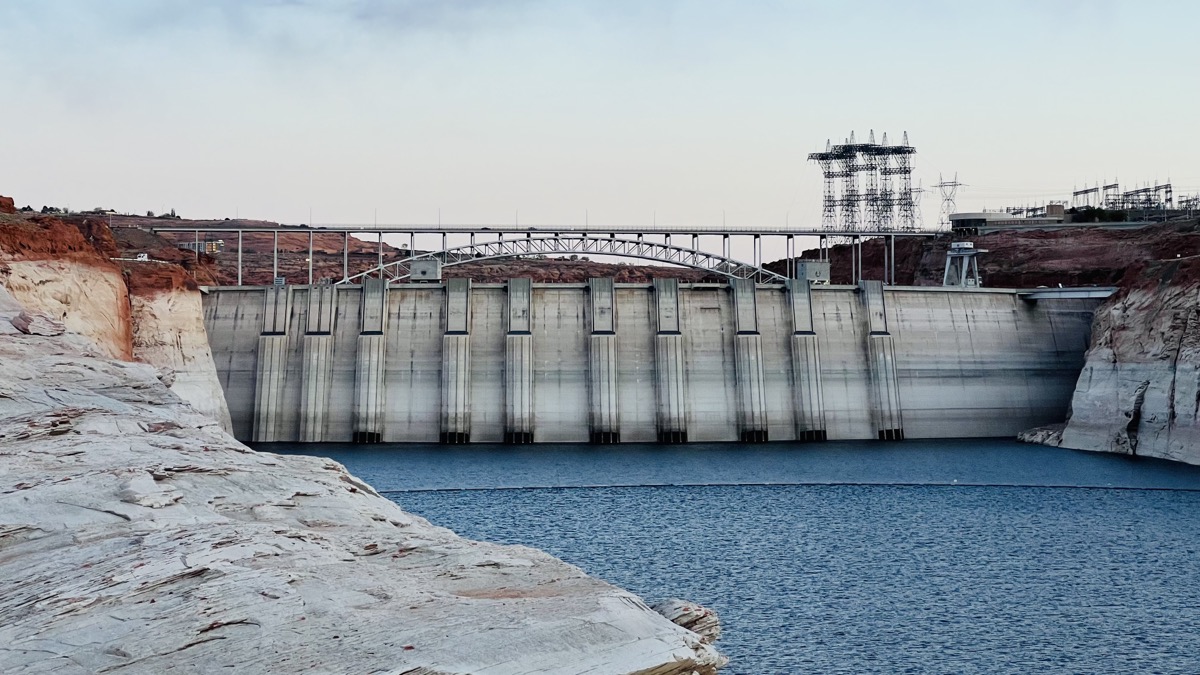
[203,281,1099,443]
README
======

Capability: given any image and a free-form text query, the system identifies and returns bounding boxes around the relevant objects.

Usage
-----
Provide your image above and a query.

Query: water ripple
[268,441,1200,673]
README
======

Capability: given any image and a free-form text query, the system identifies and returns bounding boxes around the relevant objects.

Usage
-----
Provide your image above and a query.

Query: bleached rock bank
[130,287,234,435]
[0,289,724,674]
[1022,257,1200,465]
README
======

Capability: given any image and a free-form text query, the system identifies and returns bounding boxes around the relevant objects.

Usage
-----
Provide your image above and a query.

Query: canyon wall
[0,211,231,432]
[0,214,132,359]
[1,198,726,672]
[0,286,724,674]
[1028,257,1200,464]
[130,284,235,434]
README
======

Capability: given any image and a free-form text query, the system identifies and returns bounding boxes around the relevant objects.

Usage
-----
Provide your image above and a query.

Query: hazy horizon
[3,1,1197,228]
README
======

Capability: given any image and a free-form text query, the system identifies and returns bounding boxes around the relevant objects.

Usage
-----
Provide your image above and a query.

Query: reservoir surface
[270,440,1200,673]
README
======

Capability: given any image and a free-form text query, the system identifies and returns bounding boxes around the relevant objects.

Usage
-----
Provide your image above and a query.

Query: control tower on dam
[202,280,1105,444]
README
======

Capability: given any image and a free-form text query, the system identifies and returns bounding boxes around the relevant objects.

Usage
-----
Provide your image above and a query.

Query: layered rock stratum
[1020,256,1200,464]
[0,300,723,673]
[0,200,725,673]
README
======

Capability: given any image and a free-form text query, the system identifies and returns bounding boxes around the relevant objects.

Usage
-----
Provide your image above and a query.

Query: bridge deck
[148,224,942,237]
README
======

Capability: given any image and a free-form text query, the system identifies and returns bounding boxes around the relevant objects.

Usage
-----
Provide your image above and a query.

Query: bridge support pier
[505,279,534,443]
[861,280,904,439]
[788,280,826,441]
[299,284,336,442]
[588,278,620,443]
[353,279,387,443]
[441,279,472,444]
[253,286,291,443]
[731,279,768,442]
[653,279,687,442]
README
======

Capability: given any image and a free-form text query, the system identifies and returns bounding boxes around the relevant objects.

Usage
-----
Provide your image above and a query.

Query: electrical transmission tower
[910,179,926,230]
[933,173,966,231]
[807,130,918,234]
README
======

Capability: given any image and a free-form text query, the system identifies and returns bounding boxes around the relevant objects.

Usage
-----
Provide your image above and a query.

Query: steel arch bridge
[336,234,789,284]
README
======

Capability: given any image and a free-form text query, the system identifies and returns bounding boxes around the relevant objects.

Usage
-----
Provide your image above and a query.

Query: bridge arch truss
[336,234,789,284]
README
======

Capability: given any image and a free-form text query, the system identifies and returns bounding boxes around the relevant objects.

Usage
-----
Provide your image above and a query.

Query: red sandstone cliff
[0,202,231,432]
[0,211,133,359]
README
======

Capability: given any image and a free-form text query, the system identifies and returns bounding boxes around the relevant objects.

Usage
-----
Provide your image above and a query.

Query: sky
[2,0,1198,229]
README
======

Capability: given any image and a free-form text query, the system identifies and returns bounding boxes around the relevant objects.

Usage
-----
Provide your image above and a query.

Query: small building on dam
[202,278,1103,444]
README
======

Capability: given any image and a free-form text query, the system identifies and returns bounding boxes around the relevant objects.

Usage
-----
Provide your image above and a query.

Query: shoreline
[0,283,725,673]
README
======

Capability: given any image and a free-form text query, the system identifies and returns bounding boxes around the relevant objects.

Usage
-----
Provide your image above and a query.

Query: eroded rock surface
[130,287,234,434]
[652,599,722,645]
[1045,257,1200,464]
[0,299,724,673]
[10,310,65,336]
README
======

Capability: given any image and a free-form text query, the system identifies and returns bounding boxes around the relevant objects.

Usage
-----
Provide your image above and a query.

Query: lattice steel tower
[808,130,918,234]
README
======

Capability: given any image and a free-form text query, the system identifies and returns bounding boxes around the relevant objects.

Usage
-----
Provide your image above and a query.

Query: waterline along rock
[0,286,726,674]
[1023,257,1200,464]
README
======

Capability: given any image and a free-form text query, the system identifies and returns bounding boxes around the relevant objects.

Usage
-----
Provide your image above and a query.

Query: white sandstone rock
[1048,268,1200,465]
[130,288,234,434]
[1016,423,1064,447]
[0,259,131,359]
[10,309,66,336]
[0,314,724,673]
[652,599,723,645]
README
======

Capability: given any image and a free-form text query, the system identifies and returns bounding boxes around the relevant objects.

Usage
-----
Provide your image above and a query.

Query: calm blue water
[268,440,1200,673]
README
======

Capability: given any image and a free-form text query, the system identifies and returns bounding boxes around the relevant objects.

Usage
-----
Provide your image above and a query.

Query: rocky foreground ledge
[0,296,723,673]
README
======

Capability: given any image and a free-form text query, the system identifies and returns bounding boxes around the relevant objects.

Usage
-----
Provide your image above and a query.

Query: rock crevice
[1026,257,1200,465]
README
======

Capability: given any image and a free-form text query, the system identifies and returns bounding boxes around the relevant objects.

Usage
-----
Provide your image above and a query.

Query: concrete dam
[202,278,1102,444]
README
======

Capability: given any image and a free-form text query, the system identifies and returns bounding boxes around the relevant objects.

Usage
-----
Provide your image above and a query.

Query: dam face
[203,280,1100,444]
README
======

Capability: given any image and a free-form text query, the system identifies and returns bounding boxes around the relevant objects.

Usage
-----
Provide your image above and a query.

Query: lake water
[268,440,1200,673]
